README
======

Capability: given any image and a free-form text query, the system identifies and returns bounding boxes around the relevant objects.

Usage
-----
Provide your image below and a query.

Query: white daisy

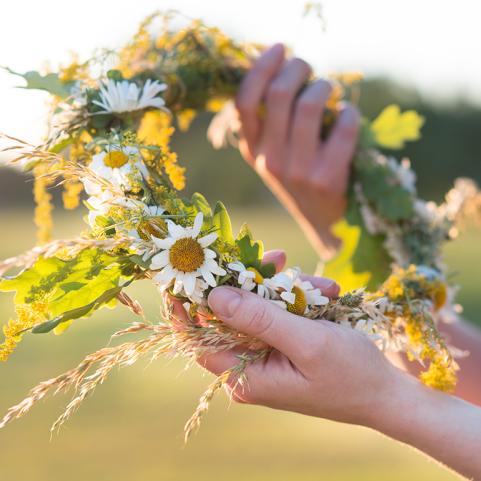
[227,261,272,299]
[92,79,167,114]
[88,145,148,191]
[149,213,226,297]
[266,268,329,315]
[125,204,167,261]
[85,190,115,228]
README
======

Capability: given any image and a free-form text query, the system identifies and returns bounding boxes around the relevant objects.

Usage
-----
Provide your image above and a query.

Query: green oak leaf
[3,67,74,98]
[236,234,263,268]
[355,154,414,222]
[236,222,253,241]
[234,234,275,278]
[0,249,134,333]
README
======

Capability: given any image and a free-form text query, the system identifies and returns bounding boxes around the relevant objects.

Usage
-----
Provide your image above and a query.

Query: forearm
[389,319,481,406]
[367,372,481,480]
[443,319,481,406]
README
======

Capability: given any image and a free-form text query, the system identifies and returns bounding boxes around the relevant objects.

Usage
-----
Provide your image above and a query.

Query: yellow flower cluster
[381,265,456,391]
[62,177,83,210]
[137,111,186,190]
[33,164,54,245]
[420,357,458,392]
[58,53,89,82]
[117,13,156,78]
[0,302,48,361]
[384,265,447,310]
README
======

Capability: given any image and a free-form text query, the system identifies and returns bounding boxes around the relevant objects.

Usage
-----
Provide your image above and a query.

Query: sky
[1,0,480,144]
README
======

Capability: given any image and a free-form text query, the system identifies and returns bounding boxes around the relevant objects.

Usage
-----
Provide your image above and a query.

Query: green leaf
[212,201,234,245]
[60,281,86,293]
[358,118,377,150]
[0,249,135,332]
[192,192,212,217]
[258,262,276,279]
[236,235,263,268]
[355,153,414,222]
[3,67,73,98]
[236,222,253,241]
[49,137,74,154]
[32,282,130,334]
[323,199,391,292]
[106,69,124,81]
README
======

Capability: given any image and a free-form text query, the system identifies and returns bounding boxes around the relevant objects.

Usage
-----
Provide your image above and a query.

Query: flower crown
[1,11,480,440]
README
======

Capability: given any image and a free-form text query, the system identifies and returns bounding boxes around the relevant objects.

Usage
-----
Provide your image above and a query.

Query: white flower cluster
[227,264,329,314]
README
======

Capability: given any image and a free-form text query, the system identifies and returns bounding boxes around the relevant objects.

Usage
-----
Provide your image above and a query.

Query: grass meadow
[1,207,479,481]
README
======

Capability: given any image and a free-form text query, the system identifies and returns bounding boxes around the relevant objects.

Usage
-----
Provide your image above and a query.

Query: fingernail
[208,287,242,318]
[339,104,360,126]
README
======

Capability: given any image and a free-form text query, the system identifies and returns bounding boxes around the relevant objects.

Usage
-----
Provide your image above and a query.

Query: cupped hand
[236,44,360,257]
[198,283,404,427]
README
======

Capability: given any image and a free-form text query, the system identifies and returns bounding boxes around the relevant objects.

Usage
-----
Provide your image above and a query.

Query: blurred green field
[1,207,479,481]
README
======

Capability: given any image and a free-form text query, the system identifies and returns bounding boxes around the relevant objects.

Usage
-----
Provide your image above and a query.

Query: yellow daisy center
[247,267,264,284]
[286,286,307,316]
[169,237,205,273]
[103,151,129,168]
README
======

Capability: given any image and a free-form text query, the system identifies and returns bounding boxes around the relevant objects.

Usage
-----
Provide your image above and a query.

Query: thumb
[208,286,322,363]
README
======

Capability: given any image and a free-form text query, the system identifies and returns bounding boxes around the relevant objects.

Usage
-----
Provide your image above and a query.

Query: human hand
[236,44,360,257]
[198,283,403,426]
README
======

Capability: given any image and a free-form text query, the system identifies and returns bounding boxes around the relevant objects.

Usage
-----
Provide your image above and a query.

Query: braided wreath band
[1,12,480,439]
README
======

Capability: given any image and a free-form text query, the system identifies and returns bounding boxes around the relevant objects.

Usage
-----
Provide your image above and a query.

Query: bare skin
[235,43,360,258]
[199,286,481,480]
[197,44,481,479]
[235,43,481,408]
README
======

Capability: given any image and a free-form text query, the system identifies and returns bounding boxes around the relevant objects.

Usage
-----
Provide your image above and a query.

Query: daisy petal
[183,273,196,296]
[149,250,169,269]
[204,249,217,259]
[281,291,296,304]
[192,212,204,238]
[152,237,175,249]
[205,259,226,276]
[200,267,217,287]
[198,232,217,247]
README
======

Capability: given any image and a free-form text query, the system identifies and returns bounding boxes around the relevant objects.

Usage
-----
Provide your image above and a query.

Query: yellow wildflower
[58,53,88,82]
[62,177,83,210]
[164,152,186,190]
[177,109,197,131]
[420,357,457,392]
[330,71,363,86]
[33,164,54,245]
[0,302,48,361]
[137,111,186,189]
[206,97,227,113]
[138,110,174,149]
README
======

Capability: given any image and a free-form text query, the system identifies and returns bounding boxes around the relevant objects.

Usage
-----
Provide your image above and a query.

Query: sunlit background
[1,1,480,480]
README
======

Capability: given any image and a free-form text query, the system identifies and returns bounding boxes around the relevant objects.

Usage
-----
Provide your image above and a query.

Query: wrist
[359,366,425,433]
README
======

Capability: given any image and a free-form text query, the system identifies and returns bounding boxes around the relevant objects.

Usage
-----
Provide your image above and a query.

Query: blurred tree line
[0,77,480,208]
